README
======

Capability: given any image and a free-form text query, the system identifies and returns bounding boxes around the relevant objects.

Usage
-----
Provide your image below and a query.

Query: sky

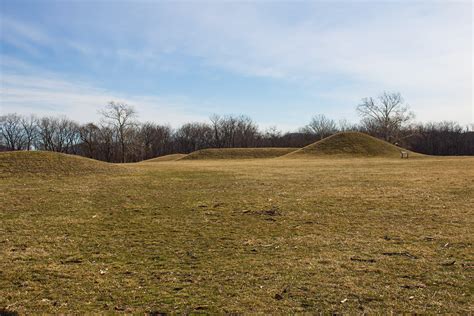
[0,0,472,131]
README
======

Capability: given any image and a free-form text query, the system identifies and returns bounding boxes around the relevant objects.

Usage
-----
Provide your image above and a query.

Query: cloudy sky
[0,1,472,131]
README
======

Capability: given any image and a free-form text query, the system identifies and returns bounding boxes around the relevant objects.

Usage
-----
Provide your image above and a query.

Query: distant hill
[181,147,296,160]
[283,132,421,158]
[0,151,119,176]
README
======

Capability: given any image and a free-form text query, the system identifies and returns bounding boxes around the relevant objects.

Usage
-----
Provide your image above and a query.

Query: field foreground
[1,154,473,313]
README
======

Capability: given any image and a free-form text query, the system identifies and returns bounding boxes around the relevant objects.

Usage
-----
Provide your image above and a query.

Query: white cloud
[0,16,53,56]
[0,71,210,126]
[0,2,472,125]
[2,16,51,43]
[118,2,473,123]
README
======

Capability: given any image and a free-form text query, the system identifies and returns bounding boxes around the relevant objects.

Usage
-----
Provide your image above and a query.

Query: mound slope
[141,154,188,162]
[182,147,296,160]
[284,132,419,158]
[0,151,119,176]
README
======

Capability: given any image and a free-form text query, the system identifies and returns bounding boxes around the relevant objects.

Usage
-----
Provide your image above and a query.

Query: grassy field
[1,152,473,313]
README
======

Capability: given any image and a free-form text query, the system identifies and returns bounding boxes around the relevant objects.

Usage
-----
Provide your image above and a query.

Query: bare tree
[36,116,80,153]
[234,115,259,147]
[357,91,414,142]
[98,125,115,162]
[0,113,26,150]
[37,117,55,151]
[175,122,213,153]
[2,104,474,158]
[337,119,357,132]
[263,126,282,147]
[58,118,80,153]
[220,115,238,148]
[306,114,337,140]
[0,131,4,151]
[209,114,222,148]
[79,123,100,158]
[100,101,137,162]
[139,122,156,160]
[21,115,38,150]
[209,115,260,148]
[137,123,173,160]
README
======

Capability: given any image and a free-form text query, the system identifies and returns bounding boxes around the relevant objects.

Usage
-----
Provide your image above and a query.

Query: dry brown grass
[140,154,188,162]
[0,151,119,177]
[181,147,296,160]
[0,153,473,313]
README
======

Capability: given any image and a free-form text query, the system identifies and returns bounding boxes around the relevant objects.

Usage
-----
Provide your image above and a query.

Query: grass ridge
[181,147,296,160]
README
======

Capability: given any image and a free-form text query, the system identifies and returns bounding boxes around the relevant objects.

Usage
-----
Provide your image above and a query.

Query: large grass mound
[284,132,418,158]
[141,154,188,162]
[0,151,119,176]
[182,147,296,160]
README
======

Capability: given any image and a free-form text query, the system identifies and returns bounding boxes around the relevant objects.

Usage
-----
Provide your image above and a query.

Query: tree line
[1,92,473,162]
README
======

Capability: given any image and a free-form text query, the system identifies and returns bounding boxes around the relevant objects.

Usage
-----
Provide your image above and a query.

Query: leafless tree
[36,116,80,153]
[37,117,55,151]
[220,115,238,148]
[305,114,337,140]
[21,115,38,150]
[234,115,259,147]
[100,101,137,162]
[2,107,473,158]
[59,118,80,153]
[79,123,100,158]
[139,122,156,160]
[138,122,173,160]
[263,126,282,146]
[209,115,260,148]
[98,125,115,162]
[337,119,357,132]
[175,122,213,153]
[209,114,223,147]
[0,113,26,150]
[357,91,414,142]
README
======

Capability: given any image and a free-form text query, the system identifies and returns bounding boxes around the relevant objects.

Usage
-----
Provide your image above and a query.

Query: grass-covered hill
[284,132,420,158]
[181,147,296,160]
[0,151,119,177]
[140,154,188,162]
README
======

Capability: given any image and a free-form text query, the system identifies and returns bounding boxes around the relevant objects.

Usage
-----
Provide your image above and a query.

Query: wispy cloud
[0,16,52,56]
[0,69,210,126]
[0,1,472,126]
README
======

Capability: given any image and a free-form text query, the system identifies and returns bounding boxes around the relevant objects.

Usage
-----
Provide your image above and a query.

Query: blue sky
[0,0,472,131]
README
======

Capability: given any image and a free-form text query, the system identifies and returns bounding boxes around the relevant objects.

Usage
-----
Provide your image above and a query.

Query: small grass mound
[182,148,296,160]
[141,154,188,162]
[284,132,419,158]
[0,151,119,176]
